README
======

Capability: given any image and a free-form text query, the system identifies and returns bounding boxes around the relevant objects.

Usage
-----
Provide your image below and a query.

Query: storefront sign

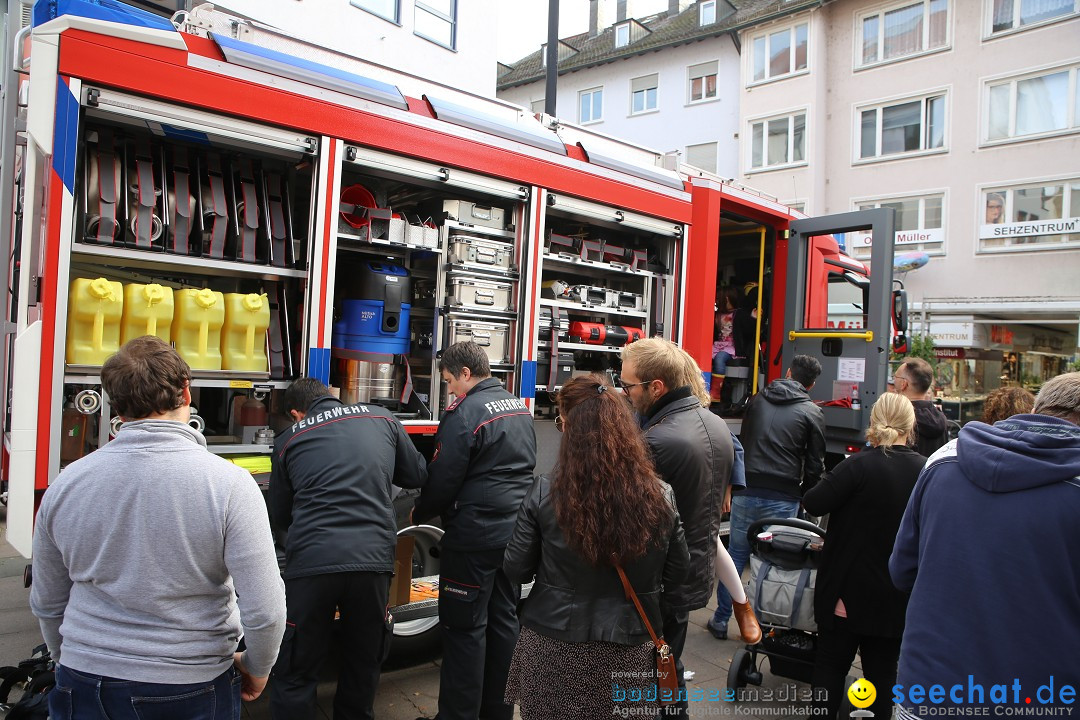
[851,227,944,248]
[929,322,976,347]
[979,217,1080,240]
[933,347,965,359]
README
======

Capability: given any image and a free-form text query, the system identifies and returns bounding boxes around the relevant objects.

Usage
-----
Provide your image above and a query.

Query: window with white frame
[858,93,946,160]
[531,99,546,114]
[630,74,658,114]
[985,64,1080,143]
[988,0,1078,35]
[786,201,807,214]
[415,0,456,49]
[350,0,399,23]
[851,193,945,258]
[749,111,806,170]
[751,23,808,83]
[616,22,630,48]
[579,87,603,124]
[979,179,1080,252]
[688,61,718,103]
[700,0,717,26]
[857,0,948,68]
[686,142,718,174]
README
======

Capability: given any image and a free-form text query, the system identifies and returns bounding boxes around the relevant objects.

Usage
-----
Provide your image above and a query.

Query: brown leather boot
[710,374,725,403]
[732,599,762,644]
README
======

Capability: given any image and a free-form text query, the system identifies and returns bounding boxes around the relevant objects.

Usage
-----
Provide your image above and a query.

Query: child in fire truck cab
[711,286,740,403]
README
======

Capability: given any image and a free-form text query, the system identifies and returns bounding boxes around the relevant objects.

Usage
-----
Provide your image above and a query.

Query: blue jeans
[50,664,241,720]
[712,494,800,626]
[712,350,733,375]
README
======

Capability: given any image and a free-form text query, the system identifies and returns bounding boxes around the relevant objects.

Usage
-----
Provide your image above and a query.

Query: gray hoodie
[30,420,286,683]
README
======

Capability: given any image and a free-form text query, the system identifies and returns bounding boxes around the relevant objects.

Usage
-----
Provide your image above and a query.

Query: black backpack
[0,643,54,719]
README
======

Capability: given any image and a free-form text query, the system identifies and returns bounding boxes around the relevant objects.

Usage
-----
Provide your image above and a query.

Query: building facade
[498,0,1080,399]
[735,0,1080,396]
[498,0,743,178]
[147,0,498,96]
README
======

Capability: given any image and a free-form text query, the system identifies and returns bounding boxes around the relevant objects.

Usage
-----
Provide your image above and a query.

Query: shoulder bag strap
[614,560,666,654]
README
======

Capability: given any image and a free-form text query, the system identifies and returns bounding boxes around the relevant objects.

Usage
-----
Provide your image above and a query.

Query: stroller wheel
[726,647,753,690]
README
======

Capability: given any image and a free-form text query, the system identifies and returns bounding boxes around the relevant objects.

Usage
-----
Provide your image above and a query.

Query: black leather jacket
[641,387,734,614]
[740,378,827,497]
[413,377,537,551]
[269,395,427,579]
[503,475,689,644]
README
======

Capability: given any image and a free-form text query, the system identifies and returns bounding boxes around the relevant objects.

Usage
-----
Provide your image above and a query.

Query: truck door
[784,209,895,459]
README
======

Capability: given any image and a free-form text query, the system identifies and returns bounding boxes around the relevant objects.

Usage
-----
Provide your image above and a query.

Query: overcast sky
[495,0,669,64]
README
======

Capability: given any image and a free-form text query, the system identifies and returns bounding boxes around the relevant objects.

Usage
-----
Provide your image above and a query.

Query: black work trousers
[811,616,901,720]
[436,547,521,720]
[269,571,392,720]
[661,609,689,718]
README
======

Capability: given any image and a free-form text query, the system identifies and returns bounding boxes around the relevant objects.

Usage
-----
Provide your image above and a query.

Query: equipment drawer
[448,233,514,270]
[447,276,514,312]
[447,319,511,363]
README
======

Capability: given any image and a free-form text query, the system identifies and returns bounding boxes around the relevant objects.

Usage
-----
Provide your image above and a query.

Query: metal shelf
[65,366,288,389]
[337,232,444,254]
[444,220,516,241]
[538,341,624,354]
[541,252,655,279]
[446,262,519,280]
[71,242,307,279]
[207,443,273,455]
[538,298,647,319]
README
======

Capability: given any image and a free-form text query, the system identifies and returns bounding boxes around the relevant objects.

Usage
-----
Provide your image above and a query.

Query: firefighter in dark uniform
[412,341,537,720]
[268,377,427,720]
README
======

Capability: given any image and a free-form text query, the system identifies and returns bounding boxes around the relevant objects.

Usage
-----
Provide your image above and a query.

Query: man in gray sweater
[30,336,286,718]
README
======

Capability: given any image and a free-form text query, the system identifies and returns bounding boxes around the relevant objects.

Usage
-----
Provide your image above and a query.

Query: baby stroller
[726,517,826,690]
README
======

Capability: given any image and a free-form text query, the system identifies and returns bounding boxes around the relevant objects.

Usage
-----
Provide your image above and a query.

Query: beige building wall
[738,0,1080,305]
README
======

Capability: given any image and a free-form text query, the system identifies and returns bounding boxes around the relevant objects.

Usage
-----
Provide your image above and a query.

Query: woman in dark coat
[802,393,925,720]
[503,375,690,720]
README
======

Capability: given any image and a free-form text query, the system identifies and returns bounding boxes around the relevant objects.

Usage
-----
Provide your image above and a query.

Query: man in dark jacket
[269,377,427,720]
[892,356,948,457]
[412,341,537,720]
[889,372,1080,719]
[710,355,826,639]
[620,338,734,717]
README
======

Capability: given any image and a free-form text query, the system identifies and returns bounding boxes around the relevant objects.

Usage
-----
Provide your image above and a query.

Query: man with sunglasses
[891,357,947,458]
[620,338,734,717]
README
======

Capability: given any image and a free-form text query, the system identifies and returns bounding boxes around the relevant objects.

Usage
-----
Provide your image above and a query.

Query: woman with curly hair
[982,386,1035,424]
[503,375,690,719]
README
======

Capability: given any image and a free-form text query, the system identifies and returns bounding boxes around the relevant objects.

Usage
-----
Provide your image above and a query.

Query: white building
[499,0,1080,394]
[498,0,743,179]
[131,0,499,97]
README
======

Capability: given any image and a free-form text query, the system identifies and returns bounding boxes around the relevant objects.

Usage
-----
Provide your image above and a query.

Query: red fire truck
[0,0,901,654]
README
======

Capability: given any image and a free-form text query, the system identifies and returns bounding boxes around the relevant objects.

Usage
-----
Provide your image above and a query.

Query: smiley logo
[848,678,876,709]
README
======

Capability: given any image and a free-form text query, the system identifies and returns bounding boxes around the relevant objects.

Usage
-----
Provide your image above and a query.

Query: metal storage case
[447,276,514,312]
[442,200,507,230]
[447,318,511,364]
[447,232,514,270]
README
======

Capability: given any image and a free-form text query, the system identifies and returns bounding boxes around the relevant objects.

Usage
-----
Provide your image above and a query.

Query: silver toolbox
[447,318,510,364]
[447,275,514,312]
[568,284,608,306]
[606,290,644,312]
[448,232,514,270]
[443,199,507,230]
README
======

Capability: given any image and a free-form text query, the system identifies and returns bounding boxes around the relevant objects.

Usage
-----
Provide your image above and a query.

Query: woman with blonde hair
[802,393,925,719]
[503,375,690,719]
